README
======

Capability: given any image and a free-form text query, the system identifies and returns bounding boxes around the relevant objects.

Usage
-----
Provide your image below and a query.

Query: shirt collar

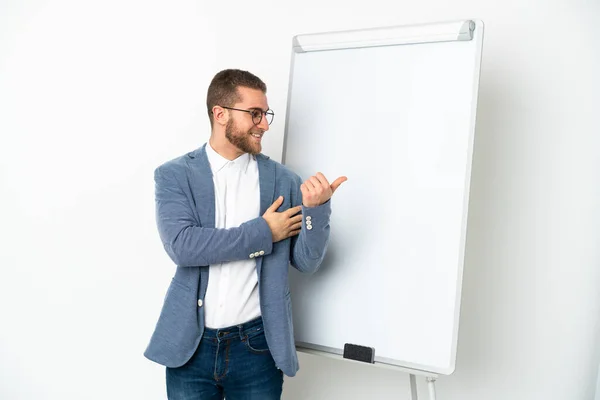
[206,142,252,174]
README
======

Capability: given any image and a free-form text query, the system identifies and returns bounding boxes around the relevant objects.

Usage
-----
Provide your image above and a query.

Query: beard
[225,119,262,155]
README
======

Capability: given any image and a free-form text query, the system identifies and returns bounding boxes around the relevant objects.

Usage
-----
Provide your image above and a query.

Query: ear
[212,106,229,127]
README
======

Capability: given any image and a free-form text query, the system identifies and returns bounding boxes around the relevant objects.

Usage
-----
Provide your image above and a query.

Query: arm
[289,179,332,274]
[155,166,273,267]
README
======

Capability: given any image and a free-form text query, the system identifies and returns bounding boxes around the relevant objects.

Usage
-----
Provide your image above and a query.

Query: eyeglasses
[220,106,275,126]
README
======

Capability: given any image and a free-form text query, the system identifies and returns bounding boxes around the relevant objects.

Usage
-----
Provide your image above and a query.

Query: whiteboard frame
[282,19,485,375]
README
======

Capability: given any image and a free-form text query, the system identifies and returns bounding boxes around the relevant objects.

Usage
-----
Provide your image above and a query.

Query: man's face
[225,87,270,155]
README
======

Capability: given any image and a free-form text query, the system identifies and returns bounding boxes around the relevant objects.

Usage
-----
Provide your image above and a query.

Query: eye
[251,109,262,119]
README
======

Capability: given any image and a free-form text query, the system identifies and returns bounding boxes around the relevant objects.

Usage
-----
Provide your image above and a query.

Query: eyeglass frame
[217,106,275,126]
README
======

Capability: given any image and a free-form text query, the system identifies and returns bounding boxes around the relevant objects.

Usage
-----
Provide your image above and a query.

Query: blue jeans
[166,316,283,400]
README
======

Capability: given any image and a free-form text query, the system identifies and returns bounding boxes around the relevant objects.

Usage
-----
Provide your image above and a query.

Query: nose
[258,112,270,131]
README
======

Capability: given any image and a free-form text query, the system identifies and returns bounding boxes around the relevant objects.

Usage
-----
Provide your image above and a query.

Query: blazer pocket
[169,278,192,293]
[162,278,192,302]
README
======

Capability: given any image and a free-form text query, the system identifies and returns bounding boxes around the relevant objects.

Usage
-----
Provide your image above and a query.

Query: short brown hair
[206,69,267,127]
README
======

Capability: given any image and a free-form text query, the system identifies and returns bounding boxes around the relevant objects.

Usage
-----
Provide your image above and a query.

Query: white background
[1,1,599,399]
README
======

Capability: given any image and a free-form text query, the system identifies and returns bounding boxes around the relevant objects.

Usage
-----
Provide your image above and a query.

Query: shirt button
[197,299,203,307]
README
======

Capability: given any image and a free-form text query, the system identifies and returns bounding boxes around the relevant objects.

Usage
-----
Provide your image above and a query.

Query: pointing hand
[301,172,347,207]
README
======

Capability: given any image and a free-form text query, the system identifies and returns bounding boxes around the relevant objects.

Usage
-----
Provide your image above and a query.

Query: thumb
[266,196,284,213]
[330,176,348,193]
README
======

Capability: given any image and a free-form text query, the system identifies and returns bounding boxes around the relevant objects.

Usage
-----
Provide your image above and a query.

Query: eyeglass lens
[251,109,274,125]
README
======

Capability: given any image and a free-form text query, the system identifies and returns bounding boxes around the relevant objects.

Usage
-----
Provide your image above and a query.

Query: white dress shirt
[204,143,262,328]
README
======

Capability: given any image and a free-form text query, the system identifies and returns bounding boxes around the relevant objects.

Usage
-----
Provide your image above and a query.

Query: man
[144,69,346,399]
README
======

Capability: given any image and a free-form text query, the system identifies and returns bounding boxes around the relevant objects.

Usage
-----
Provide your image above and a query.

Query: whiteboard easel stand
[425,376,437,400]
[297,346,439,399]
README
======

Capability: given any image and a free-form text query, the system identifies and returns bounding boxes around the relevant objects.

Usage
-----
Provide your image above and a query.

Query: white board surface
[283,20,484,374]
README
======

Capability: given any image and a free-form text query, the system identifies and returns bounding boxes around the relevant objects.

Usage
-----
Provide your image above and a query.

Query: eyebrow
[246,106,269,112]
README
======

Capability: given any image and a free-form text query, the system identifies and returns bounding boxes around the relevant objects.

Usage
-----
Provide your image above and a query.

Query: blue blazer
[144,144,331,377]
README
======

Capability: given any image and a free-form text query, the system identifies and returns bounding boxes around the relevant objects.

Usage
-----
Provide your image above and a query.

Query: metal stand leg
[409,374,418,400]
[426,376,437,400]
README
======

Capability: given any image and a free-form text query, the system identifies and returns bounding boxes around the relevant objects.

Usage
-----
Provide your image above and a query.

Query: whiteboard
[282,20,484,375]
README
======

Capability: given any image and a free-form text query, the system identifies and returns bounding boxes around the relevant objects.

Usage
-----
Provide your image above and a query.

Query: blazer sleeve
[155,166,273,267]
[289,176,332,273]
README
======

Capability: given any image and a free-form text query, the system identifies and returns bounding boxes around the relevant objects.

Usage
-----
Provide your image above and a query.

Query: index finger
[285,205,302,217]
[315,172,330,187]
[266,196,284,213]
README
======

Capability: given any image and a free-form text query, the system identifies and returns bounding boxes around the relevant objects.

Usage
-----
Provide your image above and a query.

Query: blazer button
[307,225,313,230]
[249,253,255,259]
[259,250,265,256]
[197,299,203,307]
[306,216,312,221]
[254,251,260,257]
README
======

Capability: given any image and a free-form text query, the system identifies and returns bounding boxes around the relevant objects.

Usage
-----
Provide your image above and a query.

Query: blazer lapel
[186,144,215,229]
[256,154,275,278]
[186,147,274,227]
[257,154,275,216]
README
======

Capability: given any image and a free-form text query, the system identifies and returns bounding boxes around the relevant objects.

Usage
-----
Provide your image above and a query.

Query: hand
[262,196,303,242]
[301,172,347,207]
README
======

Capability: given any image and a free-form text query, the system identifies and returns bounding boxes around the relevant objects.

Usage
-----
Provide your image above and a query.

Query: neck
[209,133,243,161]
